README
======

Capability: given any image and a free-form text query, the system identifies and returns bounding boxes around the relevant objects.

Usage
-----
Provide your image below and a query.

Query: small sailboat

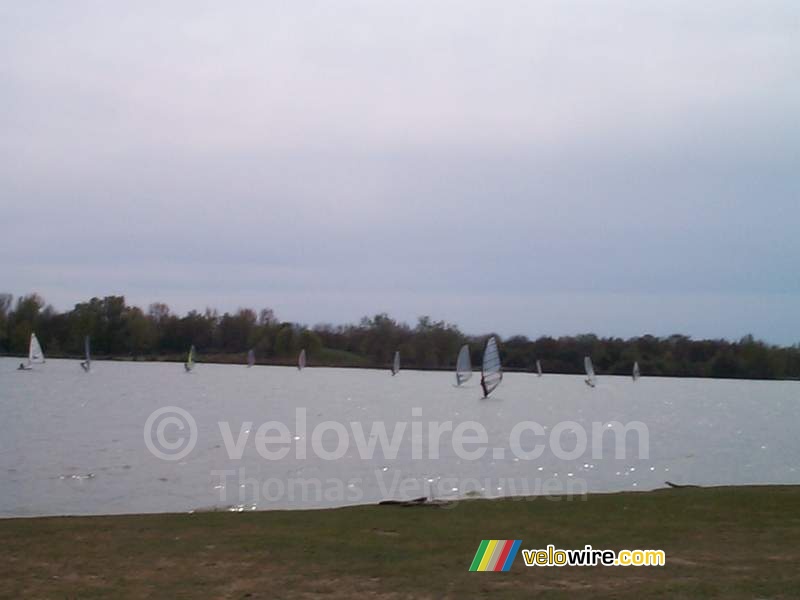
[184,345,196,372]
[584,356,596,388]
[80,336,91,372]
[298,349,306,370]
[18,333,45,370]
[247,349,255,368]
[391,350,400,376]
[480,337,502,398]
[632,361,640,381]
[536,359,543,377]
[455,344,472,385]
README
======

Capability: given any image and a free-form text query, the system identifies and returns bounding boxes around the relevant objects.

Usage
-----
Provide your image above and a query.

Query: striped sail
[28,333,45,365]
[480,337,502,397]
[247,349,255,368]
[298,349,306,370]
[632,361,640,381]
[455,344,472,385]
[584,356,596,387]
[391,350,400,376]
[536,359,542,377]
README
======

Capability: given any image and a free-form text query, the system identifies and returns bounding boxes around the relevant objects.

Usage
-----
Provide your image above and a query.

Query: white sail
[536,359,543,377]
[247,349,255,368]
[81,335,91,372]
[392,350,400,376]
[480,337,502,397]
[584,355,596,387]
[455,344,472,385]
[632,361,640,381]
[185,345,195,372]
[298,349,306,370]
[28,333,45,365]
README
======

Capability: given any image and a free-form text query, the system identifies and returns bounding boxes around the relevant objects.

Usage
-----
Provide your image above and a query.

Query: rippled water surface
[1,357,798,516]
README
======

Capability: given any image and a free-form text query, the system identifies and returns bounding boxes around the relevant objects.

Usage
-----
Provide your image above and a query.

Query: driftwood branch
[378,496,453,507]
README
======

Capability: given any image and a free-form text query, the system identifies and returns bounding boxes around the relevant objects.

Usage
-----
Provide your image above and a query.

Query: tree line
[1,293,798,379]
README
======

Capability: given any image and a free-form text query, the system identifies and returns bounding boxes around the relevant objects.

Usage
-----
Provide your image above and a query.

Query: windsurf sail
[455,344,472,385]
[632,361,640,381]
[480,337,502,397]
[184,345,195,372]
[80,336,91,372]
[536,359,543,377]
[584,355,596,387]
[28,333,45,366]
[391,350,400,376]
[247,349,255,368]
[298,349,306,370]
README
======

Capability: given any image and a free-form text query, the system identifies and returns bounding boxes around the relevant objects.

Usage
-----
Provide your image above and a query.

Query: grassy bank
[2,486,799,599]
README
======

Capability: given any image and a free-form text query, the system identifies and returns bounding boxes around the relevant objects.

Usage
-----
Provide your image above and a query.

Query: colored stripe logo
[469,540,522,572]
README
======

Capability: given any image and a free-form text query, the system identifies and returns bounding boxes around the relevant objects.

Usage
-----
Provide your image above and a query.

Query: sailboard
[19,333,44,370]
[480,337,502,397]
[584,356,596,387]
[455,344,471,385]
[80,335,91,372]
[391,350,400,376]
[184,345,195,372]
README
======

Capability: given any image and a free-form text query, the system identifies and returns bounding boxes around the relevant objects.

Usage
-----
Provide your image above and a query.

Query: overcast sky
[1,1,798,343]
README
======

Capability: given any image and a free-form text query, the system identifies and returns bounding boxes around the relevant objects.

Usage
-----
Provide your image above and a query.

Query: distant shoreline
[2,352,798,381]
[0,483,796,521]
[4,294,799,381]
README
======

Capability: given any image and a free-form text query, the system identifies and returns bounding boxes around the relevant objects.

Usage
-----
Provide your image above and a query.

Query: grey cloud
[1,1,798,343]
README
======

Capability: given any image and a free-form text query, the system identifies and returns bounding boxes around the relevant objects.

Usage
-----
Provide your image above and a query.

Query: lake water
[1,357,798,517]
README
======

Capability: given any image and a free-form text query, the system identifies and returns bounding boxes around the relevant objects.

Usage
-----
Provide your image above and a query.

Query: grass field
[2,486,799,599]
